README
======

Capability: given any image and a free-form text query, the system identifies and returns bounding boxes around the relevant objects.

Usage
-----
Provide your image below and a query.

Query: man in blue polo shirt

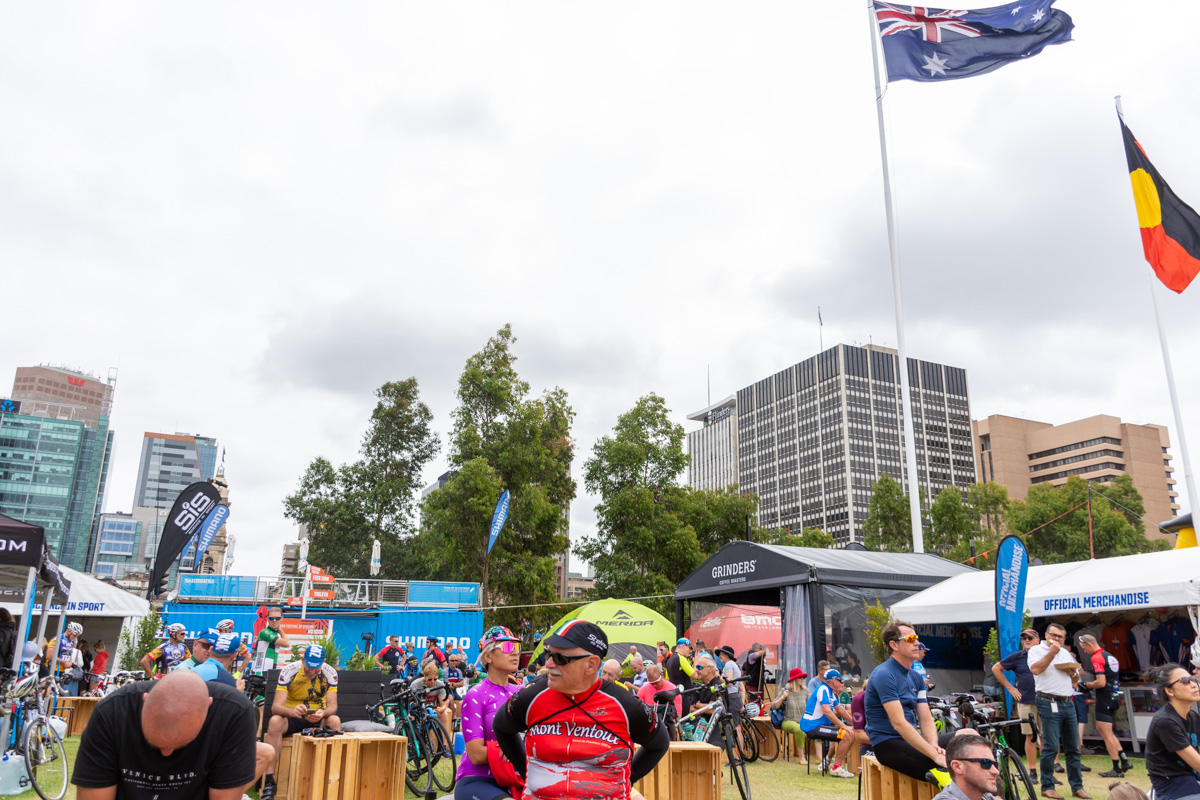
[865,620,947,781]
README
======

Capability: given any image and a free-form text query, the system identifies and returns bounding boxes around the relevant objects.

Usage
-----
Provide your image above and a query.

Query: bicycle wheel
[998,746,1037,800]
[737,718,759,763]
[399,717,432,796]
[425,716,457,792]
[755,719,780,763]
[23,718,68,800]
[720,720,751,800]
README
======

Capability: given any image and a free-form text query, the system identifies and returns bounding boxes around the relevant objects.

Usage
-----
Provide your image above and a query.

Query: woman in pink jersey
[455,625,524,800]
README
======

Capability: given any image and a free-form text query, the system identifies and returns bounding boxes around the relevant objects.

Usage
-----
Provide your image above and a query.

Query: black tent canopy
[674,541,974,683]
[0,514,73,672]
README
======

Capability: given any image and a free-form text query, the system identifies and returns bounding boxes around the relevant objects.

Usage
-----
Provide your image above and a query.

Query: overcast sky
[3,2,1198,577]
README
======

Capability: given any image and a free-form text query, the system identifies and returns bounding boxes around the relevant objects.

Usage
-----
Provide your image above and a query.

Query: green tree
[683,486,760,554]
[968,481,1010,538]
[863,474,915,552]
[283,379,438,578]
[927,486,976,555]
[1006,475,1167,564]
[575,394,702,617]
[422,325,576,625]
[770,527,836,548]
[119,609,162,672]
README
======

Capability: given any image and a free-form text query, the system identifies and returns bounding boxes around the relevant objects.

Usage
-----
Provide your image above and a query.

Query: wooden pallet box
[345,732,407,800]
[862,754,937,800]
[669,741,722,800]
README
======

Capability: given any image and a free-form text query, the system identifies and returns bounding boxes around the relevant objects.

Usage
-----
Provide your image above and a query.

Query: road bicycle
[970,713,1039,800]
[367,682,456,796]
[0,669,69,800]
[656,675,752,800]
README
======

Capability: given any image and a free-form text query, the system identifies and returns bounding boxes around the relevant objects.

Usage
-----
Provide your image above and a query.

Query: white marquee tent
[891,547,1200,625]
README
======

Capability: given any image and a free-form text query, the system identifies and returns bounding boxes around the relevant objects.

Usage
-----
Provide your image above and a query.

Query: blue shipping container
[160,603,484,665]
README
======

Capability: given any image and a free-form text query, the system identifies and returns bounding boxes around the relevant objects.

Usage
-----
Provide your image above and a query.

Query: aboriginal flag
[1120,117,1200,293]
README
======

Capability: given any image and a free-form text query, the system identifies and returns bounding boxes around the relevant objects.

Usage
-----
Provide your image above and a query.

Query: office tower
[132,432,218,510]
[974,414,1179,539]
[0,409,115,570]
[9,365,116,429]
[687,395,738,491]
[689,344,976,545]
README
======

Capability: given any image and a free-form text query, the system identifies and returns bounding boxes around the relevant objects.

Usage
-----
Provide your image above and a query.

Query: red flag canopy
[686,604,781,668]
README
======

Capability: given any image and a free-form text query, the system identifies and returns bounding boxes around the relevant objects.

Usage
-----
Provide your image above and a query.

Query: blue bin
[454,731,465,755]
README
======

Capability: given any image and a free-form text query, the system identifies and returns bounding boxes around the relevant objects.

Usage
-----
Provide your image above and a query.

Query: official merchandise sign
[994,535,1029,715]
[1042,591,1151,612]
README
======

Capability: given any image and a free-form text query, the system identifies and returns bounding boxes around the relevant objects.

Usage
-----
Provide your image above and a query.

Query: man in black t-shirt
[72,670,260,800]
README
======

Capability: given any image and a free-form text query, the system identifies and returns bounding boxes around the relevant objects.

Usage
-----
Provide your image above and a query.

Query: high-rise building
[280,542,301,576]
[132,432,218,510]
[686,395,738,491]
[9,365,116,430]
[974,414,1179,539]
[92,506,169,588]
[690,344,976,545]
[0,408,115,570]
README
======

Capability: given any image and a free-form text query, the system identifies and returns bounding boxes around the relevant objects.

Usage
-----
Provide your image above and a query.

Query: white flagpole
[867,0,925,552]
[1116,96,1197,524]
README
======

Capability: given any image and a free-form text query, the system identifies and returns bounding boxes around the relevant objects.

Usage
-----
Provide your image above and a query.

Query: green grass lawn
[735,753,1154,800]
[5,733,80,800]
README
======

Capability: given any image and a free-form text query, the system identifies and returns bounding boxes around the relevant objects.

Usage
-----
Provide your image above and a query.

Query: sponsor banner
[149,482,222,598]
[0,519,44,569]
[487,490,510,555]
[995,535,1029,715]
[913,623,991,670]
[279,618,333,657]
[182,504,230,570]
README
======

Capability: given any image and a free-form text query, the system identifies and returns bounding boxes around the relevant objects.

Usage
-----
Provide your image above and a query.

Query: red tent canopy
[686,604,781,668]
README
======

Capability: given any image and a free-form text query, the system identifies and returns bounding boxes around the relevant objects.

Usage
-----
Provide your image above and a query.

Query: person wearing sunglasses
[993,628,1043,783]
[865,621,948,782]
[253,608,291,674]
[493,620,669,800]
[455,626,524,800]
[933,732,1001,800]
[1144,663,1200,800]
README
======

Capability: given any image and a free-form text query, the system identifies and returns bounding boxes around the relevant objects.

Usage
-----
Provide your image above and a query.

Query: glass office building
[0,410,114,570]
[132,432,219,510]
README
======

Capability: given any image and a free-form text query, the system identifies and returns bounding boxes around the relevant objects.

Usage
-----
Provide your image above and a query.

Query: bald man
[72,670,260,800]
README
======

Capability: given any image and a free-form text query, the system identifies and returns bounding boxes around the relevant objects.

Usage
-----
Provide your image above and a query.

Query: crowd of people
[43,604,1200,800]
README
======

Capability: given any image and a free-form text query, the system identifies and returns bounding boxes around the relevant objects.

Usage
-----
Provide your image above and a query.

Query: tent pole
[50,585,72,673]
[13,567,37,673]
[34,586,54,649]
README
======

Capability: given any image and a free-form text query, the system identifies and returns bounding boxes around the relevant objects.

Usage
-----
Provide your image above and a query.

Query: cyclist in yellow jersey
[261,645,340,800]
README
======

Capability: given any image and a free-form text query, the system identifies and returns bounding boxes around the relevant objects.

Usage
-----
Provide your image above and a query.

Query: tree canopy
[575,394,755,617]
[283,378,438,578]
[421,325,576,627]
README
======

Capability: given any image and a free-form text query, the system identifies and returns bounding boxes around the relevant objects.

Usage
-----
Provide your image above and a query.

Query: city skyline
[2,2,1198,575]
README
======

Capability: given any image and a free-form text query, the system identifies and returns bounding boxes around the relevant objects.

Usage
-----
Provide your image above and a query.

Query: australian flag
[876,1,1073,83]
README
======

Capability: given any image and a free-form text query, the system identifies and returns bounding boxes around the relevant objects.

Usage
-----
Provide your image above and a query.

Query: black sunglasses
[1169,675,1199,688]
[268,616,282,621]
[547,652,591,666]
[956,757,998,770]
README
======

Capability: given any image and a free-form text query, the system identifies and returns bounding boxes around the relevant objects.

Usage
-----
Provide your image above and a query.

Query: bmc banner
[486,490,510,555]
[994,535,1029,714]
[148,482,223,599]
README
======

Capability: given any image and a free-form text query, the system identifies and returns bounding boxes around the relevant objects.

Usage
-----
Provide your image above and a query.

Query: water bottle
[693,717,711,742]
[385,712,396,728]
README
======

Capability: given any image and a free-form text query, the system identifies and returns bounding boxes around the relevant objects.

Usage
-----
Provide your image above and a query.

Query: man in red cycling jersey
[493,620,669,800]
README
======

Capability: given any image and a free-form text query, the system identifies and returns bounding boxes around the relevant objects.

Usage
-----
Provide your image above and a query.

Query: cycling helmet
[216,619,235,632]
[166,623,186,634]
[482,625,520,648]
[68,622,83,636]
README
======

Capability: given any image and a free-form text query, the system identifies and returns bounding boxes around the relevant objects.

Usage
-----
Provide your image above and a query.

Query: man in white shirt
[1028,624,1090,800]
